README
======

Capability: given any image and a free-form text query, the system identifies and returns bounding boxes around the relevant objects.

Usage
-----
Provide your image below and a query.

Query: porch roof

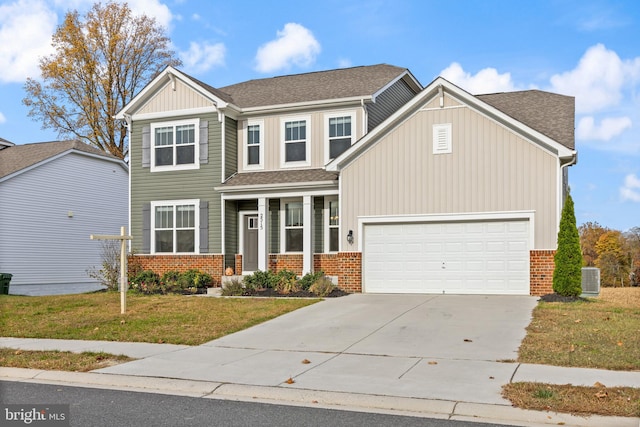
[218,169,339,193]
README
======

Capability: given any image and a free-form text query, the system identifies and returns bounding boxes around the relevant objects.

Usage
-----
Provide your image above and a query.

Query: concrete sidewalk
[1,294,639,427]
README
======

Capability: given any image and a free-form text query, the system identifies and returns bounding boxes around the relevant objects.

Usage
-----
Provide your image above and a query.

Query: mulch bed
[239,288,350,298]
[538,293,590,303]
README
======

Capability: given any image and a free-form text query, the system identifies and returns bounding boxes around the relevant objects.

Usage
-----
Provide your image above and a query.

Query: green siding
[224,116,238,180]
[130,113,223,254]
[269,199,280,253]
[224,200,238,267]
[314,196,324,253]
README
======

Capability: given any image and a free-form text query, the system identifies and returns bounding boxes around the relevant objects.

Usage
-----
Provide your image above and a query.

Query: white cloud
[337,58,352,68]
[548,44,640,114]
[576,116,632,141]
[0,112,6,124]
[179,41,225,74]
[254,23,321,73]
[127,0,173,29]
[440,62,516,94]
[620,173,640,202]
[0,0,57,83]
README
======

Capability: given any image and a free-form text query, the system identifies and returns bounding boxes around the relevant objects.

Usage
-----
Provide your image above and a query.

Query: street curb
[1,368,637,427]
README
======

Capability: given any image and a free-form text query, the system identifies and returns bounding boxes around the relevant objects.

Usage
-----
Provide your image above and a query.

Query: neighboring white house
[0,139,128,295]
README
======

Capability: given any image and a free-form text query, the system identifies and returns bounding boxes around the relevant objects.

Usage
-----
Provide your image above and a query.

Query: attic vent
[581,267,600,296]
[433,123,452,154]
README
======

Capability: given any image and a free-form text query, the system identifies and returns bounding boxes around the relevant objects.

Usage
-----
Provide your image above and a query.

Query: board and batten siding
[367,78,418,132]
[137,79,215,115]
[224,115,238,180]
[340,101,559,250]
[130,112,223,253]
[0,153,128,293]
[237,107,365,172]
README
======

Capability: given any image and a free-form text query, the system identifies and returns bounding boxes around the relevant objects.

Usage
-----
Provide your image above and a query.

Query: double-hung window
[245,120,263,169]
[325,112,355,163]
[152,200,199,253]
[283,200,303,252]
[151,119,199,171]
[282,116,310,167]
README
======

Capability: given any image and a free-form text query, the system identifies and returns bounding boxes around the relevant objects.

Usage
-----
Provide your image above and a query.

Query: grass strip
[0,348,133,372]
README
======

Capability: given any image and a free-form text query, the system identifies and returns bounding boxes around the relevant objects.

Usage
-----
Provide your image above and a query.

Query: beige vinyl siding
[340,103,558,249]
[130,112,222,253]
[137,79,215,115]
[237,107,364,172]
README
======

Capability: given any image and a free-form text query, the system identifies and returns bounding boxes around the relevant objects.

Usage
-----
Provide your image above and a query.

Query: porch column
[303,195,313,275]
[258,197,268,271]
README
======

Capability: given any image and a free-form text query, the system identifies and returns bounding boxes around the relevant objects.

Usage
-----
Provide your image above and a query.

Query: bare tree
[23,2,182,159]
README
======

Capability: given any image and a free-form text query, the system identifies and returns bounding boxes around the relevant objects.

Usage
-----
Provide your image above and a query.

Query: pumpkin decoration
[225,266,234,276]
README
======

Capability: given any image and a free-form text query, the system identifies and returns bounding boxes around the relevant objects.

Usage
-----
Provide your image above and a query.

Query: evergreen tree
[553,192,582,296]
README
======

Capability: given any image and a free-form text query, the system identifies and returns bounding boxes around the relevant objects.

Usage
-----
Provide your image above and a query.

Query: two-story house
[117,64,577,296]
[116,64,422,291]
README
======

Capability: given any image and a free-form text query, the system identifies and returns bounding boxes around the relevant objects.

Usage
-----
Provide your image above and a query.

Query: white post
[258,197,268,271]
[90,227,132,314]
[302,195,313,275]
[120,226,127,314]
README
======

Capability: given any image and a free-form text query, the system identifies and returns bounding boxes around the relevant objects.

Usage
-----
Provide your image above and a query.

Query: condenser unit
[581,267,600,296]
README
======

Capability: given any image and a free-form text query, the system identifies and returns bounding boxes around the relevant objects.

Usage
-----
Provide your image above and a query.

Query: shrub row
[128,269,212,295]
[222,269,336,297]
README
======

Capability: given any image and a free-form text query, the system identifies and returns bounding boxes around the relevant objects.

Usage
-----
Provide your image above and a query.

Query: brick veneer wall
[129,255,224,286]
[234,254,243,275]
[268,254,304,274]
[530,250,556,296]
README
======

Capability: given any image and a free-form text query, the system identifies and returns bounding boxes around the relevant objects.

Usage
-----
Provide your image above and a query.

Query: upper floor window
[151,119,200,172]
[151,200,200,253]
[325,112,355,163]
[244,120,263,170]
[281,116,310,167]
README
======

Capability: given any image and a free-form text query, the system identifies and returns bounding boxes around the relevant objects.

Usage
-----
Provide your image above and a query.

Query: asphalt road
[0,381,510,427]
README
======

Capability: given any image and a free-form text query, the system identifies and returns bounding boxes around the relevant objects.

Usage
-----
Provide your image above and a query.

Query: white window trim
[281,115,311,168]
[243,120,264,171]
[150,118,200,172]
[433,123,452,154]
[150,199,200,254]
[280,198,304,253]
[324,196,339,253]
[324,111,356,164]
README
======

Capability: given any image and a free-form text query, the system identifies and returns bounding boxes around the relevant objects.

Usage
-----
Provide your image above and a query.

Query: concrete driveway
[98,294,538,404]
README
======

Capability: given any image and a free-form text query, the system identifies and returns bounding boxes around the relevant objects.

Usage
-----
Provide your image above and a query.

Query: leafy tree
[553,192,582,296]
[595,230,631,286]
[578,221,608,266]
[625,227,640,286]
[23,2,182,159]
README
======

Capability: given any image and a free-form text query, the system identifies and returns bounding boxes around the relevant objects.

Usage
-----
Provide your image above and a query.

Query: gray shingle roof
[218,64,411,108]
[0,140,122,179]
[220,169,338,189]
[477,90,575,149]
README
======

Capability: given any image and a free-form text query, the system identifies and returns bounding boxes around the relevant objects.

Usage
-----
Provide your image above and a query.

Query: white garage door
[363,219,530,295]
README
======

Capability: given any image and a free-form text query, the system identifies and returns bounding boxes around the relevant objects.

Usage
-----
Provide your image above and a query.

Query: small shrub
[309,276,336,297]
[243,270,279,289]
[222,278,244,296]
[181,269,213,288]
[298,271,325,291]
[129,270,161,294]
[87,241,121,290]
[275,270,300,294]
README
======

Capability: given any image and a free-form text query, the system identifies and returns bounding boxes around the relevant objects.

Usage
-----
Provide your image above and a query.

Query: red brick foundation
[234,254,243,276]
[530,250,556,296]
[129,254,224,286]
[268,254,304,274]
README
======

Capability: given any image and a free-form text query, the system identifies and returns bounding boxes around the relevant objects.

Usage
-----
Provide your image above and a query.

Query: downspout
[361,98,368,136]
[124,113,132,253]
[557,152,578,230]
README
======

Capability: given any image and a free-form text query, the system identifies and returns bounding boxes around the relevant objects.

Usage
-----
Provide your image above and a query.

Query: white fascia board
[115,67,232,119]
[220,187,338,201]
[328,77,576,171]
[215,180,338,194]
[239,96,373,115]
[131,106,218,121]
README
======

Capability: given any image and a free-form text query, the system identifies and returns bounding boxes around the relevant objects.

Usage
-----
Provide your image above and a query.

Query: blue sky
[1,0,639,231]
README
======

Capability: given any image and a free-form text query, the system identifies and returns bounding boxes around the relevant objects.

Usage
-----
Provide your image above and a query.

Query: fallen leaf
[562,313,568,316]
[285,377,295,384]
[301,359,311,364]
[428,361,438,365]
[94,327,99,331]
[463,339,473,342]
[569,344,575,352]
[593,382,606,388]
[574,319,581,323]
[311,400,318,404]
[120,319,126,324]
[617,341,623,346]
[14,350,22,355]
[489,376,494,380]
[595,390,608,398]
[157,339,164,343]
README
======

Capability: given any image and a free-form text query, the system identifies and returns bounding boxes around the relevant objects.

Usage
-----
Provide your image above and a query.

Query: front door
[243,215,259,272]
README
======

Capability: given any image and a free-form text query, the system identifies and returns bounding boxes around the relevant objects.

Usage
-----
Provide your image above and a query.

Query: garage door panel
[363,219,530,295]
